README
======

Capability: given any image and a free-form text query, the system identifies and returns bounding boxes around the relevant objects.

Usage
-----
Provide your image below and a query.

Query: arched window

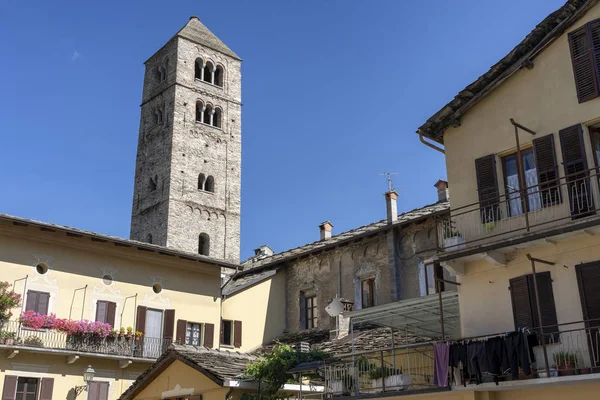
[195,101,204,123]
[198,233,210,256]
[194,58,203,80]
[149,175,157,192]
[205,176,215,192]
[155,108,163,125]
[203,62,214,84]
[146,233,153,244]
[203,104,213,125]
[198,173,206,190]
[214,65,224,87]
[213,108,222,128]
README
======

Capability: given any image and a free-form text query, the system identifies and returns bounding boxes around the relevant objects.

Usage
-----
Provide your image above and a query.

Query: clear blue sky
[0,0,564,260]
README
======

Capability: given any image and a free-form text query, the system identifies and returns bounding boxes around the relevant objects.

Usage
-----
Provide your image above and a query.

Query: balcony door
[144,309,163,358]
[576,261,600,371]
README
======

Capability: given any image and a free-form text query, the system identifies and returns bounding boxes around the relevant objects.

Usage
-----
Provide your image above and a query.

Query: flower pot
[579,368,591,375]
[0,338,5,344]
[558,362,576,376]
[5,338,14,345]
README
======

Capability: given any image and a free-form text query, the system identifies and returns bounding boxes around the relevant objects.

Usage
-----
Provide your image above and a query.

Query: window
[590,127,600,170]
[204,176,214,192]
[198,173,206,190]
[203,62,213,84]
[306,295,317,329]
[177,319,214,348]
[148,175,157,192]
[15,378,39,400]
[146,233,153,244]
[420,262,444,296]
[95,301,116,327]
[154,108,163,125]
[194,58,203,81]
[509,272,558,336]
[87,381,109,400]
[213,108,222,128]
[198,233,210,256]
[214,65,224,87]
[220,319,242,348]
[25,290,49,315]
[568,18,600,103]
[203,104,212,125]
[195,101,204,123]
[502,148,541,216]
[361,278,375,308]
[185,322,203,345]
[35,263,48,275]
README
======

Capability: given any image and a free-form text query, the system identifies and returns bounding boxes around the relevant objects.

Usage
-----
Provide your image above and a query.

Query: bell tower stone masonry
[130,16,242,264]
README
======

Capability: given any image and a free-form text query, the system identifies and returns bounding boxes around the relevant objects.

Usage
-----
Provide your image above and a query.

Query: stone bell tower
[130,16,242,263]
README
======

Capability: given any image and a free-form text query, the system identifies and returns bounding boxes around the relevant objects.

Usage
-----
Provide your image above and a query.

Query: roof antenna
[379,172,399,192]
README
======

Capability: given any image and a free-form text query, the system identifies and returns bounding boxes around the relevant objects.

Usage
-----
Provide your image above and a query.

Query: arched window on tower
[205,176,215,192]
[213,108,222,128]
[198,173,206,190]
[198,233,210,256]
[149,175,158,192]
[203,62,214,84]
[146,233,153,244]
[195,58,203,81]
[154,108,164,125]
[196,101,204,123]
[214,65,224,87]
[203,104,213,126]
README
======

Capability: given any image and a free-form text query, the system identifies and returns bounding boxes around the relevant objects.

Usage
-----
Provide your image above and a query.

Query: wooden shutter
[39,378,54,400]
[98,382,109,400]
[176,319,187,344]
[220,320,225,344]
[135,306,147,334]
[569,23,600,103]
[106,302,116,328]
[509,275,533,330]
[87,381,99,400]
[592,20,600,91]
[1,376,17,400]
[95,301,107,323]
[163,310,175,341]
[533,134,561,207]
[559,124,594,217]
[203,323,214,348]
[25,291,38,312]
[38,292,50,315]
[475,155,500,222]
[233,320,242,348]
[527,272,558,336]
[299,292,307,330]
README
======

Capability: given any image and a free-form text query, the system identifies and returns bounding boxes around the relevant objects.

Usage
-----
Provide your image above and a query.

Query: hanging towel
[434,343,450,387]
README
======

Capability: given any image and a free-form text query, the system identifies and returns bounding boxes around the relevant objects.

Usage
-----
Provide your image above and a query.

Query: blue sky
[0,0,564,260]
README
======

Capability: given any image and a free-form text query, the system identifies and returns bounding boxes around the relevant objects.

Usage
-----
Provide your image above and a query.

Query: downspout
[418,131,445,154]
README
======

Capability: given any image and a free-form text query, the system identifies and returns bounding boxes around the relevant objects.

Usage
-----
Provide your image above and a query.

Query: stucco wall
[221,271,287,352]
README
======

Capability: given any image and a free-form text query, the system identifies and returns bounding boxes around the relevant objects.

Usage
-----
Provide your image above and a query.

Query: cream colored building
[0,214,238,400]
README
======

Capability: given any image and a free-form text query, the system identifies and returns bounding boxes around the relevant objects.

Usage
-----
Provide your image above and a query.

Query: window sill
[194,121,222,131]
[220,344,234,349]
[197,190,215,195]
[194,78,224,90]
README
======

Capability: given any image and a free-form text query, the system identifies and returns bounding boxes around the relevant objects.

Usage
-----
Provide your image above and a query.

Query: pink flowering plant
[19,311,112,337]
[0,282,22,323]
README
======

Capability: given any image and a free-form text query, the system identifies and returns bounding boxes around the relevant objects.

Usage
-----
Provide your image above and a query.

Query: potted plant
[0,331,6,344]
[554,352,577,376]
[119,327,126,337]
[5,332,15,345]
[368,365,409,391]
[126,326,133,338]
[135,331,143,341]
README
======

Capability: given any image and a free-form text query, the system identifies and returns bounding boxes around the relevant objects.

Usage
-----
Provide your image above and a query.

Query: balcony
[0,320,171,361]
[436,168,600,260]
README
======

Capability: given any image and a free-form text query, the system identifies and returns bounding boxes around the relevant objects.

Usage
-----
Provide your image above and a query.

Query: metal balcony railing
[437,169,600,252]
[0,320,171,359]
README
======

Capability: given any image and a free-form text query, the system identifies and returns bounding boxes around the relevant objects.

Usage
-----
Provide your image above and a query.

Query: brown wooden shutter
[39,378,54,400]
[176,319,187,344]
[38,292,50,315]
[87,381,99,400]
[106,302,116,328]
[203,323,214,348]
[135,306,147,333]
[25,291,38,312]
[95,301,106,323]
[1,376,18,400]
[592,20,600,90]
[97,382,109,400]
[233,320,242,348]
[527,272,559,336]
[163,309,175,343]
[559,124,594,217]
[509,275,533,330]
[219,319,225,344]
[533,134,561,207]
[475,155,500,222]
[299,292,307,330]
[569,23,600,103]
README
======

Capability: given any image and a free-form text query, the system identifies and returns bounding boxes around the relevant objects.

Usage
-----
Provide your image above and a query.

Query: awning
[343,292,460,340]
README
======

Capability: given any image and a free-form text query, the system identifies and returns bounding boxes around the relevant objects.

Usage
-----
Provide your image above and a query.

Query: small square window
[361,278,375,308]
[185,322,203,346]
[221,320,233,346]
[16,378,39,400]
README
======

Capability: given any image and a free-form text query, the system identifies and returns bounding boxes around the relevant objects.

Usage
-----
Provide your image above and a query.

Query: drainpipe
[418,131,445,154]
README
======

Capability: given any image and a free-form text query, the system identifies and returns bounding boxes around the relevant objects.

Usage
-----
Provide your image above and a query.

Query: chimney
[434,179,449,202]
[319,221,333,241]
[384,190,398,224]
[253,245,274,260]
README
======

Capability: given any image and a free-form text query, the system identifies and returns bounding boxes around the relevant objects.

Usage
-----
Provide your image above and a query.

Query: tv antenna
[379,172,399,192]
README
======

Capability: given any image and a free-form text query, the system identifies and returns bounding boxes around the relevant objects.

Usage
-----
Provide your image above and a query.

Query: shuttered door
[509,275,533,330]
[176,319,187,345]
[203,323,214,348]
[576,261,600,368]
[163,309,175,353]
[233,320,242,348]
[559,124,594,218]
[134,306,147,357]
[1,376,17,400]
[527,272,559,337]
[475,155,501,222]
[106,302,116,328]
[39,378,54,400]
[533,134,561,207]
[568,24,599,103]
[87,382,109,400]
[592,20,600,87]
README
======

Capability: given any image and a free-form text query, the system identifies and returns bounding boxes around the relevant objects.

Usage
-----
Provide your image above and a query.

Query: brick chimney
[434,179,449,202]
[319,221,333,240]
[384,190,398,224]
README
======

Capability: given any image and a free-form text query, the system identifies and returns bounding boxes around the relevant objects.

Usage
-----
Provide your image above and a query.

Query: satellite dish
[325,298,344,317]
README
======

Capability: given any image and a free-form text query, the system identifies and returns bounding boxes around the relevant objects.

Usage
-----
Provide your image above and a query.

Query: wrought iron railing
[323,343,437,397]
[0,320,171,359]
[437,169,600,251]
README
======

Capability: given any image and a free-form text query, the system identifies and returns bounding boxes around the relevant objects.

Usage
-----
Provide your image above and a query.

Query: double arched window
[198,233,210,256]
[194,58,224,87]
[195,100,222,128]
[198,173,215,192]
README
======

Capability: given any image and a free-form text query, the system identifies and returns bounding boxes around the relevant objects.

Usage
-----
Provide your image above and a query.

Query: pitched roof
[224,201,449,293]
[119,345,255,400]
[0,213,239,271]
[417,0,597,143]
[177,16,241,60]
